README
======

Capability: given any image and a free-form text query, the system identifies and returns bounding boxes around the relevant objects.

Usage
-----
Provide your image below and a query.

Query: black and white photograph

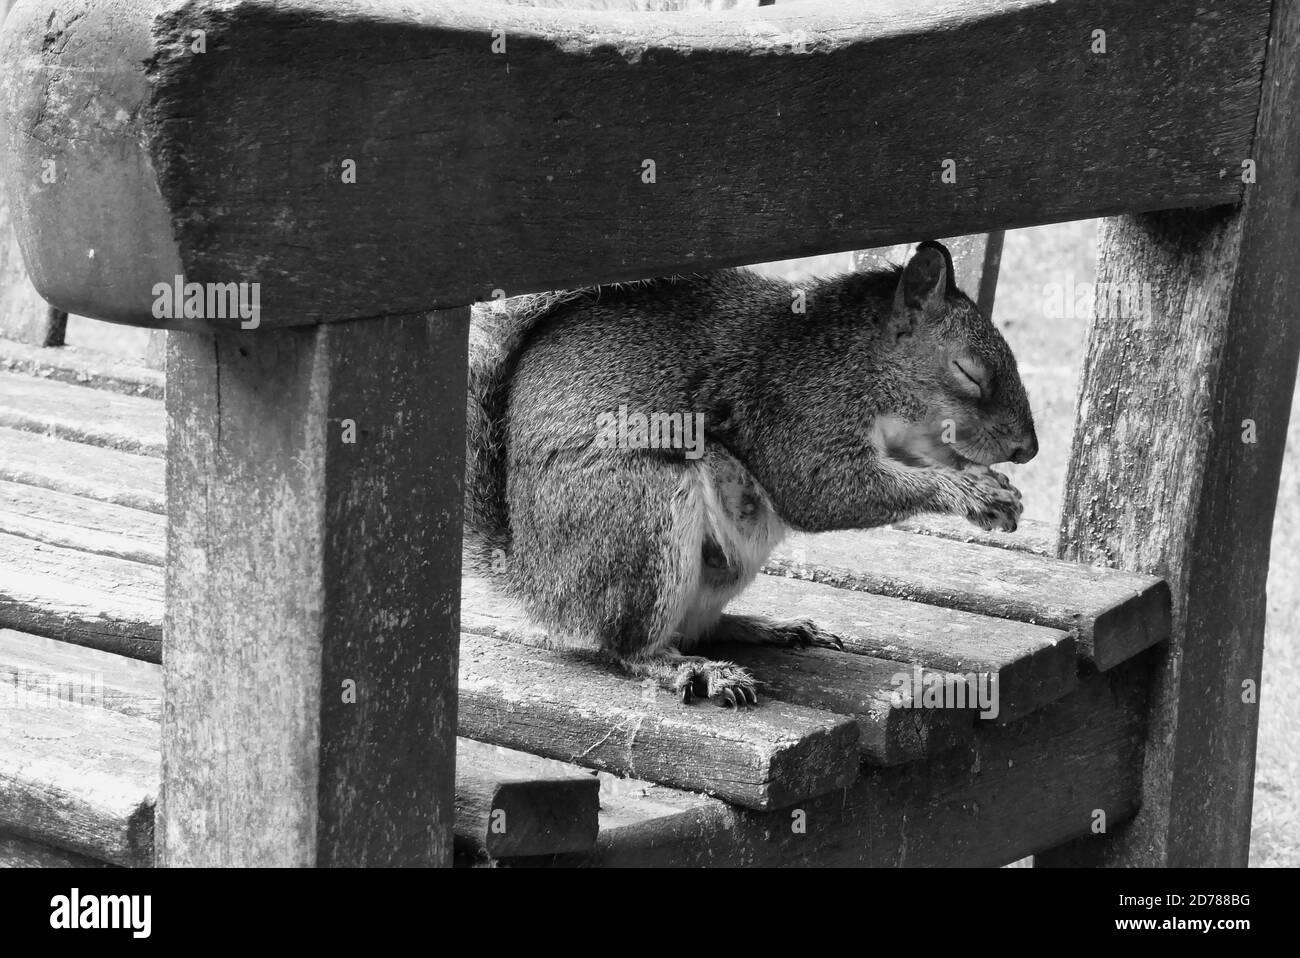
[0,0,1294,915]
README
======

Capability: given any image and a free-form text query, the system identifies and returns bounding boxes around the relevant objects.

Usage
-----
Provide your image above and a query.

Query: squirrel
[464,241,1037,707]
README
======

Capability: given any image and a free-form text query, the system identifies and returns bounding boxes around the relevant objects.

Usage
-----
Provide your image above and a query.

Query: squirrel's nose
[1009,435,1038,464]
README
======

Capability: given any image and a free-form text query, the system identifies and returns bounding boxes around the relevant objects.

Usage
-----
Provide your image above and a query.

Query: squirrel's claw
[672,660,759,709]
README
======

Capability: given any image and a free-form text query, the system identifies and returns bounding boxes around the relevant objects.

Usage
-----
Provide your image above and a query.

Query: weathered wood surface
[0,831,113,867]
[0,339,163,400]
[0,696,157,867]
[0,371,164,456]
[704,639,974,763]
[592,772,724,846]
[0,479,165,566]
[0,531,162,661]
[1043,0,1300,872]
[455,738,599,859]
[734,572,1075,724]
[0,0,1270,327]
[463,575,970,763]
[0,628,162,721]
[893,514,1057,558]
[559,664,1148,867]
[162,311,467,867]
[0,426,164,513]
[0,632,600,865]
[459,630,859,811]
[766,528,1168,671]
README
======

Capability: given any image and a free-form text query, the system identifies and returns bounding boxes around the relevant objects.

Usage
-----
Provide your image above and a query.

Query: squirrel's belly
[673,451,786,646]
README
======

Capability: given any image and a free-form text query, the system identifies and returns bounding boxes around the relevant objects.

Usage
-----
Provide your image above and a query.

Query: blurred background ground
[68,218,1297,865]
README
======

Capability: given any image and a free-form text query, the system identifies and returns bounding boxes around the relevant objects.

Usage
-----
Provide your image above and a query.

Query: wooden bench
[0,0,1295,867]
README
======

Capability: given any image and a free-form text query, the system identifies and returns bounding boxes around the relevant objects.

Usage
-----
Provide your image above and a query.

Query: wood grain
[0,426,164,513]
[892,514,1057,558]
[455,738,599,859]
[0,0,1270,327]
[162,310,467,867]
[458,630,859,811]
[0,479,165,566]
[0,696,157,867]
[733,573,1076,724]
[559,663,1148,867]
[0,531,162,661]
[1044,0,1300,872]
[0,371,165,456]
[0,831,113,867]
[0,340,163,401]
[766,527,1168,671]
[462,575,971,763]
[0,628,162,721]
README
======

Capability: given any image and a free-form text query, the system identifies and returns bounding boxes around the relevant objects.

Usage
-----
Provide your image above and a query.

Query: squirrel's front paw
[960,468,1023,533]
[673,659,759,708]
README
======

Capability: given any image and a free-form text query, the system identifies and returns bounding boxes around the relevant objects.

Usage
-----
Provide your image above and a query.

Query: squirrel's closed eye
[951,359,988,400]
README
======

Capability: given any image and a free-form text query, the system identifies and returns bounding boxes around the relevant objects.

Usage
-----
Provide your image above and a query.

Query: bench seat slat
[0,426,164,514]
[0,372,164,457]
[766,528,1170,671]
[0,629,608,863]
[0,341,162,401]
[0,479,165,567]
[0,532,162,661]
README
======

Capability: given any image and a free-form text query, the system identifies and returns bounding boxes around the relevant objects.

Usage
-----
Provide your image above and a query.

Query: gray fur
[462,245,1037,703]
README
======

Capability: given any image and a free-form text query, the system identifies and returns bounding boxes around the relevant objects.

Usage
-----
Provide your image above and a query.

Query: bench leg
[160,309,468,867]
[1041,1,1300,867]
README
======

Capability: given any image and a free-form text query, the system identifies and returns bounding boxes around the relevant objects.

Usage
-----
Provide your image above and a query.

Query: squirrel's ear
[900,242,950,309]
[890,241,951,339]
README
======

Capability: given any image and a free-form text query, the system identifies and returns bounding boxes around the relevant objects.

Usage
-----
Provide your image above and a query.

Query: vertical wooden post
[1041,0,1299,867]
[161,309,468,867]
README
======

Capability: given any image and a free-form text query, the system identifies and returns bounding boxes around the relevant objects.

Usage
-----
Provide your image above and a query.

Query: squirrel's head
[875,241,1038,469]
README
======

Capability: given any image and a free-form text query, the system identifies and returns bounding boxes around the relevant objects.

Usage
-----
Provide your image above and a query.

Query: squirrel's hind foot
[621,654,759,708]
[672,658,759,708]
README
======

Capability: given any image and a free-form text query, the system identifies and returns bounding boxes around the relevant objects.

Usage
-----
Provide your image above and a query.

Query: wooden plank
[0,479,165,566]
[0,371,164,456]
[0,0,1269,326]
[455,738,599,859]
[1042,0,1300,870]
[0,628,162,721]
[458,631,859,811]
[162,311,467,867]
[462,576,970,764]
[0,340,163,400]
[0,831,113,868]
[0,636,602,864]
[593,772,724,847]
[765,527,1168,671]
[733,573,1075,724]
[0,532,162,662]
[892,514,1057,558]
[0,426,164,514]
[0,697,157,867]
[563,663,1148,867]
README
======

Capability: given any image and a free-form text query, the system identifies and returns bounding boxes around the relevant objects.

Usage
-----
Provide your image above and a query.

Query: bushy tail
[464,290,586,574]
